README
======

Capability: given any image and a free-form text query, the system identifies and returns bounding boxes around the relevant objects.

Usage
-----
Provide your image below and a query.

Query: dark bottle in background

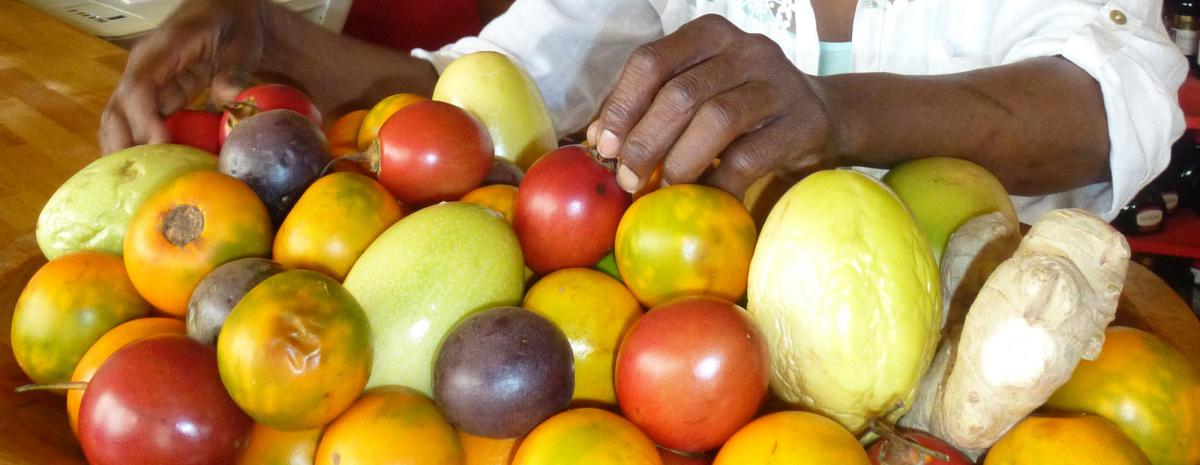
[1174,0,1200,72]
[1176,130,1200,213]
[1115,189,1168,236]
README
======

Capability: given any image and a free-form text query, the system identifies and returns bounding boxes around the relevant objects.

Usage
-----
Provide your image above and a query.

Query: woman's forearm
[258,4,439,114]
[821,56,1110,196]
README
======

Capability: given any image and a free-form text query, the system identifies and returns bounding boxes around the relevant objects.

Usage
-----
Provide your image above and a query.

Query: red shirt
[342,0,483,51]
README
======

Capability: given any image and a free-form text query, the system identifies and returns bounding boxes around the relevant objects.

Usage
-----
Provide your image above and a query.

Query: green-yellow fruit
[882,157,1017,262]
[343,202,525,395]
[432,51,557,169]
[747,170,941,434]
[36,144,216,259]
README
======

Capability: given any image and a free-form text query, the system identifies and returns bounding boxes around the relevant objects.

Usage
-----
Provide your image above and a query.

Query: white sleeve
[989,0,1187,222]
[411,0,667,138]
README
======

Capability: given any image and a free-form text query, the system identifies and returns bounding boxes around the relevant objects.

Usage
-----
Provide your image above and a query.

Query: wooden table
[0,0,127,246]
[0,2,1198,464]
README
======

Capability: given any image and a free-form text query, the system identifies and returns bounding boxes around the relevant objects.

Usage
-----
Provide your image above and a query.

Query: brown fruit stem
[585,145,618,173]
[16,382,87,393]
[323,141,380,178]
[162,204,205,247]
[870,416,951,464]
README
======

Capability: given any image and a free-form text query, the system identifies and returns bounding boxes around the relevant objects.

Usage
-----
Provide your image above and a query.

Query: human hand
[99,0,267,154]
[586,15,840,198]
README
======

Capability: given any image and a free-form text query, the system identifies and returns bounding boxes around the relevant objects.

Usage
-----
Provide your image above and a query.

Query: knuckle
[620,137,655,167]
[628,44,667,80]
[699,96,744,128]
[662,75,705,111]
[662,156,701,184]
[602,99,638,128]
[696,14,734,31]
[726,145,772,178]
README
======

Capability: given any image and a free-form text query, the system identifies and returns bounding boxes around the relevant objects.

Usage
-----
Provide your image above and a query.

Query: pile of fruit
[11,51,1200,465]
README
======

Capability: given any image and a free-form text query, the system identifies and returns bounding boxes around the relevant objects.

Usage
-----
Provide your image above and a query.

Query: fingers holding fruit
[587,14,837,198]
[99,0,266,154]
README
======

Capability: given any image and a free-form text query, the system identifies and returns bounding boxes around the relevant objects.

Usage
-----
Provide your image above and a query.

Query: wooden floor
[0,0,128,245]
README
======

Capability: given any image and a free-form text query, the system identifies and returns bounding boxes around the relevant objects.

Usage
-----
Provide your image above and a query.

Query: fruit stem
[585,145,618,173]
[869,417,951,463]
[15,382,87,393]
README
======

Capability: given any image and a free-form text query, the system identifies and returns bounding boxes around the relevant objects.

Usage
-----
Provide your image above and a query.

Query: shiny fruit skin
[714,411,870,465]
[315,385,463,465]
[983,413,1151,465]
[79,334,253,465]
[512,408,662,465]
[11,251,152,384]
[459,430,520,465]
[615,184,756,307]
[514,145,631,275]
[217,270,372,430]
[237,423,322,465]
[274,172,403,281]
[615,296,769,453]
[220,83,322,143]
[461,184,518,223]
[165,109,222,154]
[124,170,273,316]
[1045,326,1200,465]
[67,317,186,436]
[219,109,333,226]
[434,307,574,438]
[326,109,368,156]
[866,431,972,465]
[357,93,426,151]
[376,100,494,205]
[523,268,641,405]
[186,257,284,346]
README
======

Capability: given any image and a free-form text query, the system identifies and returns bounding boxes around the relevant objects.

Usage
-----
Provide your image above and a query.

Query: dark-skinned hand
[586,14,841,199]
[99,0,265,154]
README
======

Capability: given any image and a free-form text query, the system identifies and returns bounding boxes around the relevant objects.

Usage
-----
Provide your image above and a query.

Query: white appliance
[18,0,337,47]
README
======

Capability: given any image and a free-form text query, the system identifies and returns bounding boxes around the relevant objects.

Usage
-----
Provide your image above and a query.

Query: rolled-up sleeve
[411,0,666,138]
[990,0,1187,222]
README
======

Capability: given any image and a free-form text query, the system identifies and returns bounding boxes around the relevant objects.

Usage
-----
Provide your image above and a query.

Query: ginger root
[939,212,1021,330]
[901,208,1129,456]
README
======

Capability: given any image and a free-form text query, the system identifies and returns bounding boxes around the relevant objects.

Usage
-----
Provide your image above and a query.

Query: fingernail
[586,121,600,146]
[597,130,620,159]
[617,163,640,193]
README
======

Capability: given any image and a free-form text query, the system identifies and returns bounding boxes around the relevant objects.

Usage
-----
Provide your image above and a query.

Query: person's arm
[99,0,437,153]
[256,5,438,113]
[823,57,1108,197]
[588,8,1185,213]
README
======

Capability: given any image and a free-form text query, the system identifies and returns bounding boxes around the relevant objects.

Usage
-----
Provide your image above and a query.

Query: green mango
[343,202,525,395]
[36,144,216,259]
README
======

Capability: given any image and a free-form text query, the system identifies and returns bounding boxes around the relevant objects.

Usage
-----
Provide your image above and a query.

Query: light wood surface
[0,2,1197,464]
[0,0,127,246]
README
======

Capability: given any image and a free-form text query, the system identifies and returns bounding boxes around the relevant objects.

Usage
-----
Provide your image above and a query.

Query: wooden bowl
[1,233,1196,464]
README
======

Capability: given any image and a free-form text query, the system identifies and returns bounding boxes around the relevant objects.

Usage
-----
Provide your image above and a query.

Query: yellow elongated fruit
[747,169,941,433]
[432,51,557,169]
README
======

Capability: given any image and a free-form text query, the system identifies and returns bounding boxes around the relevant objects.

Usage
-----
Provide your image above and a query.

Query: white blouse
[414,0,1187,222]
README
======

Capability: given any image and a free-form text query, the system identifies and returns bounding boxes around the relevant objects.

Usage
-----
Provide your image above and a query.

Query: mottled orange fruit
[11,251,152,384]
[984,413,1150,465]
[615,184,757,307]
[326,110,367,156]
[1045,326,1200,465]
[217,270,372,430]
[274,172,403,281]
[713,411,869,465]
[461,184,518,224]
[523,268,641,405]
[512,408,661,465]
[237,423,323,465]
[315,386,463,465]
[124,170,272,316]
[459,430,520,465]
